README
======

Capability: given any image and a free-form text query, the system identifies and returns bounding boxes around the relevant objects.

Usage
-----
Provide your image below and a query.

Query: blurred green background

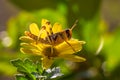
[0,0,120,80]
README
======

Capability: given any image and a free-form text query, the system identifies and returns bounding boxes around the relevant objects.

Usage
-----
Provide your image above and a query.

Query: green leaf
[11,58,37,80]
[36,61,43,75]
[16,74,28,80]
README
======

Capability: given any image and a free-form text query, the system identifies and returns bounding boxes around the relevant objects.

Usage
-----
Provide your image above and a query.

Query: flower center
[42,46,59,59]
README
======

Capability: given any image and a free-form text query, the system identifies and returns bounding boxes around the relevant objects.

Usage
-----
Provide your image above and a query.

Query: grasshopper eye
[65,29,71,39]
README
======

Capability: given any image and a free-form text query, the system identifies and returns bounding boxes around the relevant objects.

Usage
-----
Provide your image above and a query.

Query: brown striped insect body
[25,20,78,52]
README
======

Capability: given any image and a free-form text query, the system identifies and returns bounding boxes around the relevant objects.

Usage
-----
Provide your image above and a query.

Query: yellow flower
[20,19,86,69]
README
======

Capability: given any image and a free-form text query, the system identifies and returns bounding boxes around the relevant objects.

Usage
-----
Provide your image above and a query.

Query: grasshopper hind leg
[65,41,76,53]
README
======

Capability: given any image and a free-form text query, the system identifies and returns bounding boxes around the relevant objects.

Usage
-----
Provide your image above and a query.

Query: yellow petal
[42,57,54,69]
[39,30,47,39]
[41,19,52,38]
[52,22,62,33]
[41,19,52,32]
[58,54,86,62]
[41,19,49,26]
[56,39,85,55]
[19,36,35,43]
[29,23,40,36]
[20,48,33,54]
[20,48,42,56]
[20,43,38,49]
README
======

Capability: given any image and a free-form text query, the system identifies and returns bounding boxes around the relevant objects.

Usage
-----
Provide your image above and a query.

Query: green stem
[20,66,36,80]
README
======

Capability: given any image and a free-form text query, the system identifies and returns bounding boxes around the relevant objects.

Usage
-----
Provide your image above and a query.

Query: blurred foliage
[104,26,120,71]
[0,0,120,80]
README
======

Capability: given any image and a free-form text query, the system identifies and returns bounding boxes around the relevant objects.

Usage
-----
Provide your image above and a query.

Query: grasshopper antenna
[70,19,78,30]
